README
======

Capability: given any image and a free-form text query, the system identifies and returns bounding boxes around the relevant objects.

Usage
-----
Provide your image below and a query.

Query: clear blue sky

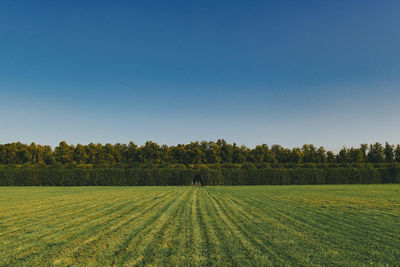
[1,0,400,150]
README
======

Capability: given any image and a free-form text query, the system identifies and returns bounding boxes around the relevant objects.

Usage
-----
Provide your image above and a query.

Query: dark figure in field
[193,174,203,186]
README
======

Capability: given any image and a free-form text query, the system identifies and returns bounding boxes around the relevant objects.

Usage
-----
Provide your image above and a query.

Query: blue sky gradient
[1,0,400,150]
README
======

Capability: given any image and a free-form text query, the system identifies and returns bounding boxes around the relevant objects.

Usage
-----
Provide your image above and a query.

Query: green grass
[0,185,399,266]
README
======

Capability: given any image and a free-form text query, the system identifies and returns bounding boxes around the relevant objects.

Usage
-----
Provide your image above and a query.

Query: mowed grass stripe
[109,188,191,266]
[120,188,192,266]
[219,190,378,265]
[199,188,237,265]
[168,187,198,265]
[25,188,183,266]
[1,192,142,250]
[207,189,302,265]
[237,188,399,262]
[0,191,138,237]
[210,186,400,265]
[195,188,217,266]
[249,188,399,236]
[203,188,271,264]
[0,188,178,265]
[0,188,149,235]
[178,186,207,266]
[48,188,182,266]
[0,190,118,226]
[0,185,399,266]
[276,195,400,255]
[2,197,136,264]
[0,187,121,216]
[149,188,194,265]
[44,188,181,266]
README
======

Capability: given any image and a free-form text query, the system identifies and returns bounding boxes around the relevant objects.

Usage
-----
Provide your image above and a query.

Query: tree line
[1,140,400,166]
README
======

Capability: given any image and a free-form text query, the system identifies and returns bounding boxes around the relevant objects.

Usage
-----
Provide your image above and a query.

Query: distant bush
[0,164,399,186]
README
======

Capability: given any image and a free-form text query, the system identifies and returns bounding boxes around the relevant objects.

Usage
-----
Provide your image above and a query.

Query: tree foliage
[1,140,400,166]
[0,139,400,165]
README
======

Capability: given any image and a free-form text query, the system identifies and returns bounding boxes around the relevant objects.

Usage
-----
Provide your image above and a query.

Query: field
[0,185,399,266]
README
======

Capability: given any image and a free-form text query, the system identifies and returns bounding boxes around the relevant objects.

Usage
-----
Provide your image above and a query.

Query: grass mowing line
[0,190,171,265]
[220,187,399,265]
[210,190,293,265]
[274,195,400,253]
[176,187,196,265]
[7,189,168,266]
[163,187,199,266]
[220,188,350,265]
[0,185,399,266]
[242,190,400,259]
[180,187,205,266]
[118,188,192,266]
[0,191,114,227]
[202,188,267,264]
[66,188,184,266]
[265,192,400,239]
[39,189,181,266]
[222,192,351,265]
[0,188,140,230]
[1,196,140,265]
[112,188,190,266]
[0,191,143,238]
[134,188,193,266]
[0,189,118,216]
[208,189,299,266]
[197,188,239,266]
[150,188,195,265]
[193,188,214,266]
[0,192,136,248]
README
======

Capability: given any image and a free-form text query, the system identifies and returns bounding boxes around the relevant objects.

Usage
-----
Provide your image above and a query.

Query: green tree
[337,147,349,163]
[113,143,127,163]
[384,142,394,163]
[395,145,400,163]
[73,144,88,164]
[291,147,303,163]
[367,143,385,163]
[348,148,364,163]
[139,141,161,163]
[201,141,221,164]
[126,141,139,163]
[326,151,335,163]
[103,143,116,164]
[54,141,74,164]
[232,143,246,163]
[217,139,233,163]
[186,142,204,164]
[316,147,327,163]
[302,144,318,163]
[360,144,368,162]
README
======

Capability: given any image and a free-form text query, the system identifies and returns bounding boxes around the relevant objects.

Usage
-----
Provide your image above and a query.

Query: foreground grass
[0,185,399,266]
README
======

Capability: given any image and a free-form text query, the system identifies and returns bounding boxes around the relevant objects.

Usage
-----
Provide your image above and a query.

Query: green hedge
[0,165,399,186]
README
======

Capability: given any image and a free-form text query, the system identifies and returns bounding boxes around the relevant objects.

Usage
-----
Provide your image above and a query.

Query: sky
[1,0,400,150]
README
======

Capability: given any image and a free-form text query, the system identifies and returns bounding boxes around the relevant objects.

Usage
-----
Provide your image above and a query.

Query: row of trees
[1,140,400,165]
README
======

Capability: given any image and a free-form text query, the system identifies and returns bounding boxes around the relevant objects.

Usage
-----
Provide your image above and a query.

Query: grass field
[0,185,399,266]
